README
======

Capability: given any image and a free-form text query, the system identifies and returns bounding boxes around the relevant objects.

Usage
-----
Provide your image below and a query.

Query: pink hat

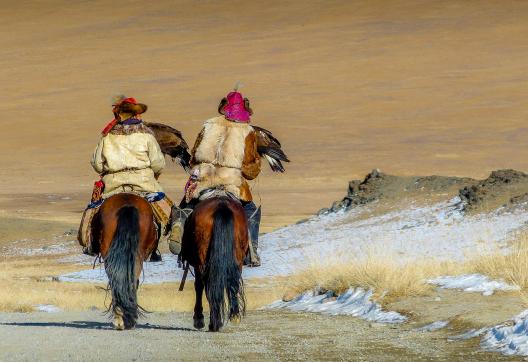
[223,91,251,123]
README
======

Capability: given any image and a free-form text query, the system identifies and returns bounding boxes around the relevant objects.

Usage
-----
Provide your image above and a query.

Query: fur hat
[218,91,253,123]
[112,95,148,116]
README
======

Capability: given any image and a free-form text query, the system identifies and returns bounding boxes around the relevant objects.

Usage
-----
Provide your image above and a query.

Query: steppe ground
[1,0,528,360]
[1,0,528,230]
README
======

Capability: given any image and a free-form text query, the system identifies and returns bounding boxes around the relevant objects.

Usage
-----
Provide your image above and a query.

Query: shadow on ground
[0,320,195,331]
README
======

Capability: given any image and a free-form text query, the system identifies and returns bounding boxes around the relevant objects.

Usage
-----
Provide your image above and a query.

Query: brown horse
[180,196,249,332]
[91,193,158,330]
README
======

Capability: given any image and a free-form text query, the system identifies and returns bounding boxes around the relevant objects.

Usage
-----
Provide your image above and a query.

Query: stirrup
[169,240,182,256]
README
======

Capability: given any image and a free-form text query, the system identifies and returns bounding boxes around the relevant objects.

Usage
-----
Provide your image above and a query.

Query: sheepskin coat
[91,122,166,197]
[190,116,261,201]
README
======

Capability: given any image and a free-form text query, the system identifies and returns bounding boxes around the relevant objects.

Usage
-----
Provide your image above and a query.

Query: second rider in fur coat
[170,90,262,266]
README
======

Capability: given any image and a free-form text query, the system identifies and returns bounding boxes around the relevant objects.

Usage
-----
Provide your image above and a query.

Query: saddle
[197,187,240,202]
[78,191,174,252]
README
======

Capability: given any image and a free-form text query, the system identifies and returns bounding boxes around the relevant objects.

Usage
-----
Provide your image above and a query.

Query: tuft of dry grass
[287,232,528,303]
[468,233,528,293]
[288,255,467,302]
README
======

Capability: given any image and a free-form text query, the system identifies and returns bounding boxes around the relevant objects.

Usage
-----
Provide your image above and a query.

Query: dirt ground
[0,307,520,361]
[2,0,528,231]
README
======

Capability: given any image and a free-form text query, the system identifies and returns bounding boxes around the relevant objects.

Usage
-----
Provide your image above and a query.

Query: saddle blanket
[78,192,174,248]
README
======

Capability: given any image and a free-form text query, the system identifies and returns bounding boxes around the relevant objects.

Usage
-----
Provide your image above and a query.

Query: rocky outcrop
[458,169,528,211]
[320,169,528,215]
[319,169,472,214]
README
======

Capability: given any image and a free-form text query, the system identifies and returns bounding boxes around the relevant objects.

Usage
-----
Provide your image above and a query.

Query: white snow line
[448,328,488,341]
[265,288,407,324]
[427,274,519,296]
[414,320,449,332]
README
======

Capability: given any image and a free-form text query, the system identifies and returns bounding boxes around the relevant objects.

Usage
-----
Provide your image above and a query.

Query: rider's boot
[243,202,261,267]
[168,206,192,255]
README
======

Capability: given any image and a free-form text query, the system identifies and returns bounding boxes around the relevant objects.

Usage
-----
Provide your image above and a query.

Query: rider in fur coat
[91,99,166,197]
[78,97,173,256]
[170,90,262,266]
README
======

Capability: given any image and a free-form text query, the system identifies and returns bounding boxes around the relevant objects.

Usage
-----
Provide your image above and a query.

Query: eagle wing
[253,125,290,173]
[144,122,191,172]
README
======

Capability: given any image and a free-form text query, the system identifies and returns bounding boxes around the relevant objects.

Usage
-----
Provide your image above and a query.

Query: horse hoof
[113,307,125,330]
[230,314,241,324]
[208,321,223,332]
[113,318,125,330]
[193,317,205,329]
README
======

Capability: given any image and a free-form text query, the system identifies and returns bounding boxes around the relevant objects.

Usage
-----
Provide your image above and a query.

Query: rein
[179,262,190,291]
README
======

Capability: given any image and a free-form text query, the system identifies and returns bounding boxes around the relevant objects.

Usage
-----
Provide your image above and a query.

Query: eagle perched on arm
[144,122,192,172]
[145,122,289,173]
[252,125,290,173]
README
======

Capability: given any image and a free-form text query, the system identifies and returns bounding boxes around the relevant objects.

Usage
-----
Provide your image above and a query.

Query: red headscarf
[101,97,140,135]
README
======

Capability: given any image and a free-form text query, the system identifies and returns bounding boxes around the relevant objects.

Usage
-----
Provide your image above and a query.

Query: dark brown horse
[180,196,249,332]
[91,193,158,330]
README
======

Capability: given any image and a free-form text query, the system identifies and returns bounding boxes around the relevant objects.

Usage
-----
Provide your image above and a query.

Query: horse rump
[104,205,140,329]
[204,201,246,332]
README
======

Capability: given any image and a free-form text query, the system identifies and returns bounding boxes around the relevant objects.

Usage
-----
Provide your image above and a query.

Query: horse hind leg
[105,206,140,330]
[228,279,243,323]
[193,271,205,330]
[113,306,125,330]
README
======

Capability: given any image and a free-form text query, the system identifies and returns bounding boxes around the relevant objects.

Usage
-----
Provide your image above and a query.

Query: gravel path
[0,310,519,361]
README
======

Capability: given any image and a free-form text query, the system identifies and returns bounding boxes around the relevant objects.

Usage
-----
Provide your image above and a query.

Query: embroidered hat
[219,91,252,123]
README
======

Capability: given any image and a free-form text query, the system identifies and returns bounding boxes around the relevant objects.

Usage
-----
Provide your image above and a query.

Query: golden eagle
[146,122,289,173]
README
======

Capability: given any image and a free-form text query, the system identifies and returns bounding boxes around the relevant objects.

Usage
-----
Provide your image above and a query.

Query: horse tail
[205,202,245,332]
[105,206,140,329]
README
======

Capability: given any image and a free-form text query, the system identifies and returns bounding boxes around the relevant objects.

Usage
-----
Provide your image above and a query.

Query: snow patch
[6,244,71,257]
[35,304,62,313]
[448,328,488,341]
[414,320,449,332]
[481,310,528,356]
[58,254,185,284]
[266,288,407,324]
[244,198,528,279]
[59,198,528,284]
[427,274,519,296]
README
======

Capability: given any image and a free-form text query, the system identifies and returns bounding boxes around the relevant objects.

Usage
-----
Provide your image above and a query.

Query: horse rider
[170,89,262,266]
[78,96,176,256]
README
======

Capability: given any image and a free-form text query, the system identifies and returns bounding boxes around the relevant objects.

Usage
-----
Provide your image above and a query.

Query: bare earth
[0,308,519,361]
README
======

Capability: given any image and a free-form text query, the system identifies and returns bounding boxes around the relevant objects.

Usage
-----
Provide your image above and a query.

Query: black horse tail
[105,206,140,329]
[205,202,245,332]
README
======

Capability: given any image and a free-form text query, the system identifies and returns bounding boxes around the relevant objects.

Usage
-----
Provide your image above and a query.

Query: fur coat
[91,122,166,197]
[190,116,261,201]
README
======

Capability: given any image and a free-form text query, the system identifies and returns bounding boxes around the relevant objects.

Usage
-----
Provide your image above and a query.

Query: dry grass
[0,255,283,313]
[468,234,528,290]
[4,232,528,312]
[287,233,528,303]
[288,255,467,302]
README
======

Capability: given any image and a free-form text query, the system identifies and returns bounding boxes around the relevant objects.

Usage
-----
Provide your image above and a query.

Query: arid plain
[2,0,528,231]
[1,1,528,360]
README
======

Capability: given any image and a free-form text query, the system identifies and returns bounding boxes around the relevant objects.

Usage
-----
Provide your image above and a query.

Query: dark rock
[510,193,528,205]
[459,169,528,210]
